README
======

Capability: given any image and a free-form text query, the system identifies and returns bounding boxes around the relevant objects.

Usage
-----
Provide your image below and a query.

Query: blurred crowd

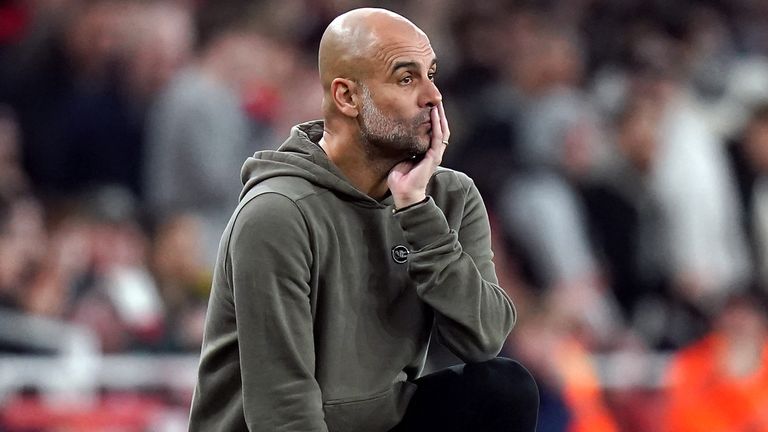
[2,0,768,430]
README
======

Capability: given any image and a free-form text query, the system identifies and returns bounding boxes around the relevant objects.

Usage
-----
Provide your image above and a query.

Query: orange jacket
[555,339,619,432]
[663,334,768,432]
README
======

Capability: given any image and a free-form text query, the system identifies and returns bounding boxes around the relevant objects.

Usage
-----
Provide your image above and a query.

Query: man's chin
[417,135,432,151]
[403,150,427,163]
[406,145,429,162]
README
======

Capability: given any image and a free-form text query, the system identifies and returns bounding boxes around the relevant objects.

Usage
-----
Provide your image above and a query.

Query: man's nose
[421,79,442,108]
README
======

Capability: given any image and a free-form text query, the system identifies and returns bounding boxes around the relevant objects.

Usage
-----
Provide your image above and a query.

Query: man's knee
[465,357,539,405]
[456,358,539,430]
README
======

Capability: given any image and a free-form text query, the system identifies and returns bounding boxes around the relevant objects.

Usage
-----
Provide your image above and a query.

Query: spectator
[584,30,751,347]
[0,193,24,310]
[2,0,144,196]
[67,185,163,352]
[729,103,768,292]
[662,292,768,432]
[150,213,210,352]
[143,1,292,264]
[644,64,749,322]
[494,21,622,347]
[0,105,29,197]
[0,192,46,312]
[512,302,619,432]
[581,94,672,345]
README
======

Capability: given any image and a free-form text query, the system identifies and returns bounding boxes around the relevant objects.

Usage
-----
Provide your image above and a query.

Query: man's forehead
[370,33,436,73]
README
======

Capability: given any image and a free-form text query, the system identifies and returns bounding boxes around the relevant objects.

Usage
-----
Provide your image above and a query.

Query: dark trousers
[391,358,539,432]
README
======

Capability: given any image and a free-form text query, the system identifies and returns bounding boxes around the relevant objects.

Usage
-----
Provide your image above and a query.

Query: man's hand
[388,101,450,210]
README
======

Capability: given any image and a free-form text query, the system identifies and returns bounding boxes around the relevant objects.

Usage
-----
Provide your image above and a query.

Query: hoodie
[188,120,516,432]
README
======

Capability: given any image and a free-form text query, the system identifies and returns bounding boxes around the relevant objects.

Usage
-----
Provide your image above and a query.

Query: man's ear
[331,78,360,118]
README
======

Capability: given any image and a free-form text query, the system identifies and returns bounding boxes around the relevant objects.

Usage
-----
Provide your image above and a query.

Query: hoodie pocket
[323,380,416,432]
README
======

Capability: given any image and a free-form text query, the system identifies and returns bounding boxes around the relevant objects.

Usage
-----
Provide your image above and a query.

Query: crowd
[2,0,768,430]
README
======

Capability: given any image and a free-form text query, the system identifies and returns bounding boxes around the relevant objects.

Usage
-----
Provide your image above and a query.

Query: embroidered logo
[391,245,409,264]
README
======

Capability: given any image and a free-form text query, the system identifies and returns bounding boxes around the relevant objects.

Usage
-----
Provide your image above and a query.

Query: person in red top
[663,293,768,432]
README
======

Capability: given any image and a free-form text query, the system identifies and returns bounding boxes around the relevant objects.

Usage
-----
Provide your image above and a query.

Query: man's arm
[388,101,514,362]
[229,193,328,431]
[393,178,515,363]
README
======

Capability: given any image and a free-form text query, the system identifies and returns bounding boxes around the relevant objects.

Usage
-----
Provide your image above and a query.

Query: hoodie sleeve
[393,176,516,363]
[229,192,328,432]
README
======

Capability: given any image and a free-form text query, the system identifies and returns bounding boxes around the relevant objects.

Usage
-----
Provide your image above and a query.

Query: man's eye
[428,72,436,81]
[400,76,413,85]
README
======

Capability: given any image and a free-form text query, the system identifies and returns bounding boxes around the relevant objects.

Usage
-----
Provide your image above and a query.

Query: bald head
[318,8,428,91]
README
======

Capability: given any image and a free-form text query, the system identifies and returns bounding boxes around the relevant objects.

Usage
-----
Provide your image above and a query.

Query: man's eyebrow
[391,61,419,73]
[390,58,438,73]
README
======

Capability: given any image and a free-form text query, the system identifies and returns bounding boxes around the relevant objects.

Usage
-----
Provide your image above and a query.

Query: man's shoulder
[241,176,328,205]
[232,175,338,226]
[227,187,311,246]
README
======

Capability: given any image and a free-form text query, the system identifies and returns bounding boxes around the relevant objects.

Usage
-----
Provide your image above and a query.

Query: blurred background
[1,0,768,430]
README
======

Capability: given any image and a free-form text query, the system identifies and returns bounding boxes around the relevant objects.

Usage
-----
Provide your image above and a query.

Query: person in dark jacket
[188,8,538,432]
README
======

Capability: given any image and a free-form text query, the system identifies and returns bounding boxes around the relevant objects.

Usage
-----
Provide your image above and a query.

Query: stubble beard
[358,84,430,160]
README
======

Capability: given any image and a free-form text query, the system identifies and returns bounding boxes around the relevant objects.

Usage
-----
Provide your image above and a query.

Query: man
[734,103,768,286]
[188,8,538,432]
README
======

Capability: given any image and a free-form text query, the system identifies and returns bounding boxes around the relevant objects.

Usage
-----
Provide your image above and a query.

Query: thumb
[387,160,413,185]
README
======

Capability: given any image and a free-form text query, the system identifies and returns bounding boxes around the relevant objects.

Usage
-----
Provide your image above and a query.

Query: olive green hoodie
[188,120,516,432]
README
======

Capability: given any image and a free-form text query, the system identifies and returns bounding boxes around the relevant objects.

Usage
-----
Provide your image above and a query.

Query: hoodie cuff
[393,197,451,250]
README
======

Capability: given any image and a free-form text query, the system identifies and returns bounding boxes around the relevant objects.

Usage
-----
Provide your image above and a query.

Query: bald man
[188,8,538,432]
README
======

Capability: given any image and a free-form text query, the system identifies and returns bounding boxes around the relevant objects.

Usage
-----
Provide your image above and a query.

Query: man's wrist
[393,193,427,211]
[393,196,429,213]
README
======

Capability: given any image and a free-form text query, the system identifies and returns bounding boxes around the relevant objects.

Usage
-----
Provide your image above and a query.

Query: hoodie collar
[240,120,392,209]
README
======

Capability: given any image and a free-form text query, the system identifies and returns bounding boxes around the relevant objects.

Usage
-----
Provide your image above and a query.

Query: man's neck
[319,131,396,200]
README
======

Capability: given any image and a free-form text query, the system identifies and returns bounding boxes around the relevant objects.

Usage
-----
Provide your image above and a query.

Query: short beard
[358,83,429,160]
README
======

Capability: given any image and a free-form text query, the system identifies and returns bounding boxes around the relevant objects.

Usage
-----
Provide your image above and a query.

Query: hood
[240,120,389,209]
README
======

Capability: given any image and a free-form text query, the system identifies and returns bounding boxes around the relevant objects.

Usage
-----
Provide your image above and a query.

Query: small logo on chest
[391,245,410,264]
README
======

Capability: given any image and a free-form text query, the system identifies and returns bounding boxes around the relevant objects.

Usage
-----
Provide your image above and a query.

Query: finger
[430,105,443,147]
[428,106,446,165]
[387,160,413,185]
[390,160,414,176]
[437,101,450,142]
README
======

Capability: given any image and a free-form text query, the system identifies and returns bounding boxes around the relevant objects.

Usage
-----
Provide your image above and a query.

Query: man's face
[745,119,768,173]
[358,83,431,155]
[356,32,440,157]
[618,99,659,173]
